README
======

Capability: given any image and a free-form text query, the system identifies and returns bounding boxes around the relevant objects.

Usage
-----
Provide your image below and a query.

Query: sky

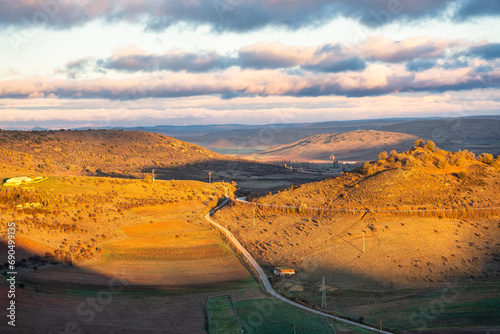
[0,0,499,130]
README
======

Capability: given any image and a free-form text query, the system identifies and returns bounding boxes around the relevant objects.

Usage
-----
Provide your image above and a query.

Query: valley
[0,127,499,333]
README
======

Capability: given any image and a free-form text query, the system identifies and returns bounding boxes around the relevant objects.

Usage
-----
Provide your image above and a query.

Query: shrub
[414,139,425,148]
[363,162,375,176]
[378,151,388,160]
[478,153,494,165]
[424,140,436,151]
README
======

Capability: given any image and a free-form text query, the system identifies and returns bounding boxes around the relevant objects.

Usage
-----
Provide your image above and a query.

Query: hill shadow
[0,240,255,334]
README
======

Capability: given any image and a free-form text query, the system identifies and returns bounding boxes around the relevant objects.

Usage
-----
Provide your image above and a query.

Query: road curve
[204,198,393,334]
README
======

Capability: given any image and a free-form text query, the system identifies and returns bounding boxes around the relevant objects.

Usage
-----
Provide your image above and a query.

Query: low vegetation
[251,140,500,219]
[214,139,500,330]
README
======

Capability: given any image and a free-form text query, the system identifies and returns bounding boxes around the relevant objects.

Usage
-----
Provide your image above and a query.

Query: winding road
[204,198,393,334]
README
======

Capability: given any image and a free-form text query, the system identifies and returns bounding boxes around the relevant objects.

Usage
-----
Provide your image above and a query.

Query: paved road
[204,198,394,334]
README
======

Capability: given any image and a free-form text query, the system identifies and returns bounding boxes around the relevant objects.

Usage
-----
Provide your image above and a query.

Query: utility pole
[208,172,212,183]
[362,231,365,253]
[321,276,327,309]
[152,169,155,182]
[253,205,256,227]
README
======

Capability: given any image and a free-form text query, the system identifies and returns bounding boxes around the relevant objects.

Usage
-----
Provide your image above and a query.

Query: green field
[207,295,241,334]
[234,299,333,334]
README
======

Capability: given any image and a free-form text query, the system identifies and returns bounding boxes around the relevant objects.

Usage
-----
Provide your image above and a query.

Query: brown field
[89,214,250,286]
[0,174,262,333]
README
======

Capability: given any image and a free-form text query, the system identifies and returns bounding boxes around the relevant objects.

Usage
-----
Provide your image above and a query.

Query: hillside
[255,140,500,211]
[0,175,261,333]
[383,118,500,155]
[0,129,224,176]
[250,130,419,162]
[215,141,500,330]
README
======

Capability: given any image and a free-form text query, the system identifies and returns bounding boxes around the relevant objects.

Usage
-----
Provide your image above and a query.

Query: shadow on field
[0,241,253,334]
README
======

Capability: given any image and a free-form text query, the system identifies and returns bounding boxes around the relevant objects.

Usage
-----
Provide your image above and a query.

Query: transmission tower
[321,276,327,309]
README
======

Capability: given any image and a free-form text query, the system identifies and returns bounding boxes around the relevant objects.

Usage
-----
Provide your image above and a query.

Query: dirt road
[204,199,393,334]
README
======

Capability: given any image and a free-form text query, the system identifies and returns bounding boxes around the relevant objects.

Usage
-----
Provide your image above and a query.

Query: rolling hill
[383,118,500,155]
[0,129,224,176]
[215,141,500,330]
[256,141,500,210]
[250,130,419,162]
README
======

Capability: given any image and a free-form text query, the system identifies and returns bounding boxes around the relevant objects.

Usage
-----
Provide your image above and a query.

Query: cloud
[1,0,495,32]
[302,57,367,73]
[406,59,436,72]
[98,47,235,73]
[468,43,500,60]
[63,57,93,79]
[359,36,467,63]
[239,42,316,69]
[454,0,500,20]
[1,63,498,100]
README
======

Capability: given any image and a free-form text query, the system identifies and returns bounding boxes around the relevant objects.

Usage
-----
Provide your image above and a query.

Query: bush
[414,139,425,148]
[363,162,375,176]
[424,140,436,151]
[478,153,494,165]
[378,151,389,160]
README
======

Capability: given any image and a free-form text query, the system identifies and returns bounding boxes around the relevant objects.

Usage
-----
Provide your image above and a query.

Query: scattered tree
[378,151,389,160]
[478,153,494,165]
[424,140,436,151]
[414,139,425,148]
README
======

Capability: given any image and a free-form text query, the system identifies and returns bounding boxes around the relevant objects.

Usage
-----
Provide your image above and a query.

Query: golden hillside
[0,129,224,177]
[257,140,500,213]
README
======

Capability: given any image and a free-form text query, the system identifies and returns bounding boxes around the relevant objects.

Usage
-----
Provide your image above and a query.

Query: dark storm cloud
[1,0,495,32]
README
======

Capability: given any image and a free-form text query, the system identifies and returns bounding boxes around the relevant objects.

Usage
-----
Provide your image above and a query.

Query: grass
[234,298,333,334]
[360,283,500,330]
[207,295,241,334]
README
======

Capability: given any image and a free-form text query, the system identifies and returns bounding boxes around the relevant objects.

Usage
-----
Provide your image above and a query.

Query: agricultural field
[0,174,262,333]
[207,295,356,334]
[207,295,241,333]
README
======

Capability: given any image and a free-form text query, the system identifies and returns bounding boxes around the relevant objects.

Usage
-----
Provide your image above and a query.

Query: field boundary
[207,294,242,334]
[235,197,500,217]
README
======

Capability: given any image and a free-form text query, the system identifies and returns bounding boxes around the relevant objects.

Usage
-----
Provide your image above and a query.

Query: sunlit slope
[253,130,418,162]
[258,141,500,212]
[0,129,225,176]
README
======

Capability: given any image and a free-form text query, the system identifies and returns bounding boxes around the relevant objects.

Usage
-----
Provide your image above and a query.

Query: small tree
[363,162,374,176]
[424,140,436,151]
[378,151,388,161]
[390,149,397,157]
[414,139,425,148]
[479,153,494,165]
